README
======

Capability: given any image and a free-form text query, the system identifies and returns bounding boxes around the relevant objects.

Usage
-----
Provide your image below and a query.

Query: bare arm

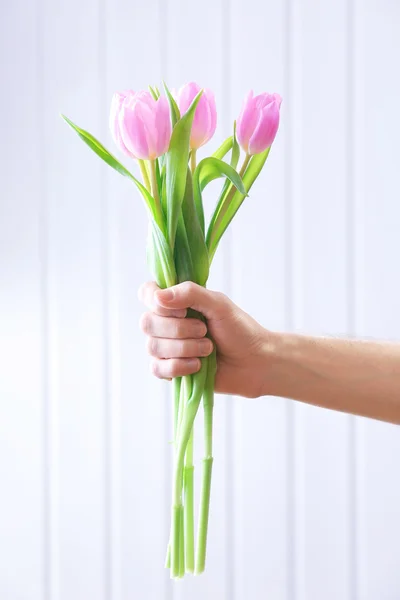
[264,333,400,424]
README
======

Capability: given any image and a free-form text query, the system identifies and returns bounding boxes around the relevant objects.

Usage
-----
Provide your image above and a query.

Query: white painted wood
[41,0,108,598]
[1,0,400,599]
[229,1,289,599]
[358,2,400,599]
[292,2,354,599]
[0,2,45,599]
[104,2,170,599]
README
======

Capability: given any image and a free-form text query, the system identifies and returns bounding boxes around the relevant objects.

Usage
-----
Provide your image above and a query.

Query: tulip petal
[119,103,149,160]
[247,100,280,155]
[236,90,258,153]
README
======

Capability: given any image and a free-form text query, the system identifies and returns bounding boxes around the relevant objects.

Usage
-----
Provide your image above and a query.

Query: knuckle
[169,359,181,378]
[140,312,153,334]
[147,337,159,357]
[150,359,162,378]
[176,340,187,357]
[181,281,196,296]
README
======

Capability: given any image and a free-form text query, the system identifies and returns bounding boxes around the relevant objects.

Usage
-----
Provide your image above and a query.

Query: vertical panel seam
[159,1,173,598]
[283,0,294,596]
[346,0,357,598]
[98,0,112,597]
[222,0,233,598]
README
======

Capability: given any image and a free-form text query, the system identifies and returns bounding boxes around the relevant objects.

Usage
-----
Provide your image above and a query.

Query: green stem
[179,503,185,578]
[208,153,251,260]
[149,159,165,233]
[173,377,181,442]
[138,159,151,192]
[195,348,217,574]
[190,148,197,173]
[184,428,195,572]
[170,359,208,578]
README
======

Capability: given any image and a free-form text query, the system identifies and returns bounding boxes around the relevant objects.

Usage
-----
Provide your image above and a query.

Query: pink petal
[119,103,150,160]
[236,90,258,152]
[247,100,280,155]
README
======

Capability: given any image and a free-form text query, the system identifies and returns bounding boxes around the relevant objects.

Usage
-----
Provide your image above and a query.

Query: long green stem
[195,348,217,574]
[173,377,181,442]
[171,360,208,578]
[184,428,195,572]
[190,148,197,173]
[208,153,251,259]
[149,159,165,233]
[138,159,151,192]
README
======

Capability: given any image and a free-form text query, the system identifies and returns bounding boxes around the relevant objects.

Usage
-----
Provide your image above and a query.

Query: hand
[138,281,270,398]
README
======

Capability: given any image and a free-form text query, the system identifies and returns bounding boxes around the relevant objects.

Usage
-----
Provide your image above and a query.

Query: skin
[139,281,400,425]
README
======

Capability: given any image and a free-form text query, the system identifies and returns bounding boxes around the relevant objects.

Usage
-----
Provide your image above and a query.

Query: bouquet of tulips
[62,81,281,579]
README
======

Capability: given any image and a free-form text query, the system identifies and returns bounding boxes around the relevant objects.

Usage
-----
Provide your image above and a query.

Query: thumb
[154,282,230,321]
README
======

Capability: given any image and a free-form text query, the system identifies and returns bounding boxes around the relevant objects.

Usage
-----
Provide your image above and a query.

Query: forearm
[263,332,400,424]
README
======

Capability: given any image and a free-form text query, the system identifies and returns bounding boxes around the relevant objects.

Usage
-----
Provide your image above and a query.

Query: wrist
[258,330,297,398]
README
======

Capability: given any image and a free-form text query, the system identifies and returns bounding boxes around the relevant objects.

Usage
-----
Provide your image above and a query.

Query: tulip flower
[109,90,136,158]
[177,82,217,151]
[236,91,282,155]
[118,90,172,160]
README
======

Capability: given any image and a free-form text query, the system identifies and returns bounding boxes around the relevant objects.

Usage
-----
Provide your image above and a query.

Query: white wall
[1,0,400,599]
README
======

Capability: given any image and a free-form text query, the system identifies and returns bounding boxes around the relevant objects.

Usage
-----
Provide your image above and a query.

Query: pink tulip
[109,90,136,158]
[236,91,282,155]
[111,90,172,160]
[177,82,217,150]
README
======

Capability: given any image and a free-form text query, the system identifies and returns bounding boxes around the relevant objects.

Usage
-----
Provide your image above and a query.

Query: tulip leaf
[208,147,271,261]
[165,90,203,249]
[174,211,194,283]
[192,156,246,234]
[147,220,177,289]
[206,123,240,244]
[163,81,180,128]
[181,169,209,285]
[149,85,160,100]
[61,114,164,230]
[212,136,233,160]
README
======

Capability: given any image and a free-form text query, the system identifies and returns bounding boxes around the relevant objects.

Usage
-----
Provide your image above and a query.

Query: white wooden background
[1,0,400,598]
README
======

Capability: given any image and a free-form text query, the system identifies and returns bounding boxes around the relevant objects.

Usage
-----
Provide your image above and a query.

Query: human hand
[138,281,270,398]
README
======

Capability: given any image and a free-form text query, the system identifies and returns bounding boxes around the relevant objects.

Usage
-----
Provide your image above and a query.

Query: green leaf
[192,156,246,234]
[163,81,180,128]
[61,114,162,226]
[209,147,271,261]
[174,211,194,283]
[206,122,240,244]
[212,136,233,160]
[147,221,177,288]
[165,90,203,249]
[149,85,160,100]
[181,169,209,286]
[160,164,167,214]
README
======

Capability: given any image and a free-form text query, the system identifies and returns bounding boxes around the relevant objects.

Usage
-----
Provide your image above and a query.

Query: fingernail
[187,358,201,370]
[157,289,174,303]
[199,339,213,355]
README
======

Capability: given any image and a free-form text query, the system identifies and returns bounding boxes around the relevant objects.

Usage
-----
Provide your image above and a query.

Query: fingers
[151,357,201,379]
[147,337,213,359]
[138,281,187,318]
[155,281,230,320]
[140,312,207,339]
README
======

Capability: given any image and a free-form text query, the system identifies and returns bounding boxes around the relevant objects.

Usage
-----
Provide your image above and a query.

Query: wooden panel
[229,1,288,599]
[358,1,400,598]
[292,1,354,599]
[104,1,169,599]
[41,0,107,598]
[0,1,45,599]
